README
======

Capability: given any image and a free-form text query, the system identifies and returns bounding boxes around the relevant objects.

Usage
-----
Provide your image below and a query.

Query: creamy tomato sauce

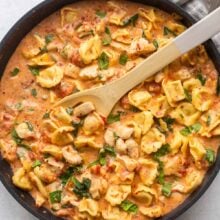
[0,1,219,219]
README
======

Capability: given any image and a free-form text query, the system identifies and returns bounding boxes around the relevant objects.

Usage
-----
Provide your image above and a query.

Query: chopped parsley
[162,182,172,197]
[153,144,170,158]
[120,200,138,213]
[180,123,202,136]
[119,53,128,65]
[162,117,175,132]
[43,112,50,119]
[206,115,211,126]
[60,165,83,185]
[102,27,112,46]
[32,160,42,168]
[205,149,215,165]
[45,34,54,44]
[164,26,176,36]
[66,107,74,115]
[29,66,40,76]
[153,39,159,49]
[184,89,192,102]
[49,190,62,204]
[98,52,109,70]
[15,102,23,111]
[31,88,37,97]
[96,10,106,18]
[107,112,122,124]
[88,145,116,167]
[153,144,170,185]
[11,128,22,145]
[26,121,34,131]
[10,67,20,77]
[78,30,94,39]
[122,14,139,27]
[72,119,84,137]
[196,72,206,86]
[105,26,111,35]
[72,177,91,198]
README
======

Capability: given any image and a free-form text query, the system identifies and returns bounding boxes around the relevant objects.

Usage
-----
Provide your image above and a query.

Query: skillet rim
[0,0,219,220]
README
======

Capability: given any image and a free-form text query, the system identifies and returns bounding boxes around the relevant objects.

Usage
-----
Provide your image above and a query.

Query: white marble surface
[0,0,220,219]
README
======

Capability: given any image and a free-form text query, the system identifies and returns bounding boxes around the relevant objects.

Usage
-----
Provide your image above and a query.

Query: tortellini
[78,198,99,217]
[170,102,201,126]
[139,205,162,218]
[36,65,64,88]
[189,137,206,162]
[170,131,188,155]
[133,184,157,206]
[50,107,72,126]
[28,53,55,67]
[12,168,32,191]
[128,89,152,110]
[105,185,131,206]
[51,126,74,146]
[192,88,213,112]
[61,7,77,27]
[138,158,158,186]
[112,29,132,45]
[102,205,132,220]
[79,35,102,64]
[134,111,154,134]
[62,145,82,165]
[162,80,185,106]
[74,136,102,149]
[141,128,165,154]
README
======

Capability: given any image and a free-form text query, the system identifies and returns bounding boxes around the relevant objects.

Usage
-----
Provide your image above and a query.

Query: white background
[0,0,219,219]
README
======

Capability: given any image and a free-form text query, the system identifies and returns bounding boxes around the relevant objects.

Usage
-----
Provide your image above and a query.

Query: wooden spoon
[55,7,220,117]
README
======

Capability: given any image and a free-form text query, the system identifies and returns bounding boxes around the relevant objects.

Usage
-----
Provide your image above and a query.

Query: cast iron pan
[0,0,219,219]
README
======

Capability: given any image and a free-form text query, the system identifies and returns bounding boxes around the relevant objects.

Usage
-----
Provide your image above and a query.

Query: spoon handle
[110,7,220,97]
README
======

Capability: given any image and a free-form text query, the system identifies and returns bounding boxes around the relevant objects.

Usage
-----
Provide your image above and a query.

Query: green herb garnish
[102,27,112,46]
[196,72,206,86]
[98,52,109,70]
[43,112,50,119]
[164,26,176,36]
[11,128,22,145]
[152,39,159,49]
[45,34,54,44]
[96,10,106,18]
[184,89,192,102]
[180,123,202,136]
[206,115,211,126]
[119,53,128,65]
[205,149,215,165]
[72,119,84,137]
[29,66,40,76]
[11,67,20,77]
[122,14,139,27]
[88,145,116,167]
[60,165,82,185]
[107,112,121,124]
[66,107,74,115]
[49,190,62,204]
[72,177,91,198]
[120,200,138,213]
[162,117,175,132]
[15,102,23,111]
[31,88,37,97]
[26,121,34,131]
[153,144,170,158]
[32,160,42,168]
[162,182,172,197]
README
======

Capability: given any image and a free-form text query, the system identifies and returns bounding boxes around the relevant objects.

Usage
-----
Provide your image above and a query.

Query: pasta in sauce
[0,1,219,219]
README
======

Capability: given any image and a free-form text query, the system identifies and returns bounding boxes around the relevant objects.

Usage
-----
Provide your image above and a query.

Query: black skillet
[0,0,219,219]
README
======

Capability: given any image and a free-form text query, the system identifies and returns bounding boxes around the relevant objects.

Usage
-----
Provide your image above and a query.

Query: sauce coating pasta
[0,1,219,219]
